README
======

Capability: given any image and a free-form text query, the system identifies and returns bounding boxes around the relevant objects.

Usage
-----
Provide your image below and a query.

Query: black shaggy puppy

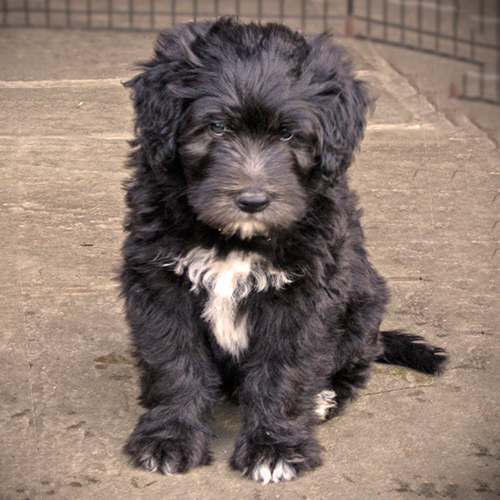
[121,17,447,483]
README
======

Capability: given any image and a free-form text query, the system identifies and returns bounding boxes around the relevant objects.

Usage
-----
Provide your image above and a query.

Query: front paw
[125,435,210,474]
[248,456,299,483]
[231,437,323,483]
[125,414,212,475]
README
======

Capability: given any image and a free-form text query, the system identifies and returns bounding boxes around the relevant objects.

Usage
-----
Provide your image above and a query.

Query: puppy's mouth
[218,218,271,240]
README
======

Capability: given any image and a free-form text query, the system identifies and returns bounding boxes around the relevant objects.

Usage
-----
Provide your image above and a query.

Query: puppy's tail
[376,330,448,375]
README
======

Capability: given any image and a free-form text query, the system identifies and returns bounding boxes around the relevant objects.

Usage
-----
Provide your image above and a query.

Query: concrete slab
[1,27,499,500]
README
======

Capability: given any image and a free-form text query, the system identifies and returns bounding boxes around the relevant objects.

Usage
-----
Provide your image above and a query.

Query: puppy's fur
[121,18,447,482]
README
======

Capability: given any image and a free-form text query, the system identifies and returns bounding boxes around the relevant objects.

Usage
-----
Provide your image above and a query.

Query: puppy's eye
[278,125,293,142]
[209,120,226,137]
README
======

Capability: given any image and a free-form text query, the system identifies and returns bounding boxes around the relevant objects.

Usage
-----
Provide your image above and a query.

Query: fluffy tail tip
[377,330,448,375]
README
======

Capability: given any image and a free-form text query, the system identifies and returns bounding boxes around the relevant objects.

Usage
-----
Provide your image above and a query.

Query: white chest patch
[171,247,291,356]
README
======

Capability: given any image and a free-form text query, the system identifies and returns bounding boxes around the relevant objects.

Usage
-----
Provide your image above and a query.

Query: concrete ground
[369,41,500,151]
[0,27,499,500]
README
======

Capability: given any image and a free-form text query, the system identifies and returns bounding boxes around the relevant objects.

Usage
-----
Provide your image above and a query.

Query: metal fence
[0,0,347,33]
[350,0,500,104]
[1,0,499,104]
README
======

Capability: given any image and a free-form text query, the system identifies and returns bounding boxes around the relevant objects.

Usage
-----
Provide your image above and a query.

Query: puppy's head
[126,18,371,239]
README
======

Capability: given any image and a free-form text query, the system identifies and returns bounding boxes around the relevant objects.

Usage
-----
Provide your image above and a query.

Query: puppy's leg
[325,359,373,418]
[230,312,326,482]
[231,366,324,482]
[321,265,388,418]
[123,281,220,475]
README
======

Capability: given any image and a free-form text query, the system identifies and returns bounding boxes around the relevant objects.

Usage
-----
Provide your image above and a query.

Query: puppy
[120,17,447,483]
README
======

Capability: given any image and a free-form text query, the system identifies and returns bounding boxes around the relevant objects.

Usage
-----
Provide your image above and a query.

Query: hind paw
[314,390,338,420]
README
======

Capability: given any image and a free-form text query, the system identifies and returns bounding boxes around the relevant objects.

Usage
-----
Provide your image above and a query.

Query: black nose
[235,190,270,213]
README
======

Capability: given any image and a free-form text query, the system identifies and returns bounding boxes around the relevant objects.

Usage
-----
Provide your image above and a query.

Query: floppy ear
[125,21,213,176]
[304,35,373,185]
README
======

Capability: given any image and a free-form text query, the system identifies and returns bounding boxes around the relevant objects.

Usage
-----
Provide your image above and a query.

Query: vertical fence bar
[324,0,328,33]
[128,0,133,29]
[149,0,154,31]
[471,28,475,62]
[453,0,458,57]
[497,0,500,102]
[45,0,50,27]
[367,0,372,38]
[23,0,29,25]
[383,0,387,41]
[172,0,176,24]
[279,0,284,23]
[480,63,485,100]
[435,0,441,53]
[479,0,484,34]
[401,0,405,45]
[417,0,422,49]
[235,0,241,19]
[215,0,219,18]
[301,0,306,32]
[87,0,92,28]
[346,0,354,35]
[258,0,262,23]
[462,71,467,98]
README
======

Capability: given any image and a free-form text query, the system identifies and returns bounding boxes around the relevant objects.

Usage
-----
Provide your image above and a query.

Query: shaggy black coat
[120,17,447,482]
